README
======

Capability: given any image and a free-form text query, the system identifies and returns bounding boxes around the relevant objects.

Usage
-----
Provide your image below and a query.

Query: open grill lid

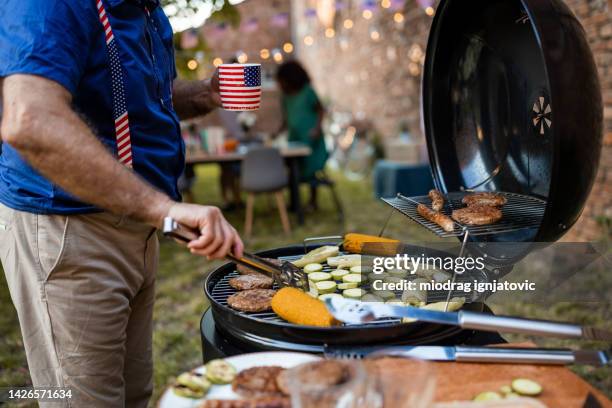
[422,0,603,242]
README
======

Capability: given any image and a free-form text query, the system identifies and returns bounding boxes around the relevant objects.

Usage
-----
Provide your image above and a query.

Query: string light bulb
[187,59,198,70]
[393,12,404,23]
[425,6,435,16]
[362,9,373,19]
[325,28,336,38]
[303,35,314,46]
[283,42,294,53]
[213,57,223,67]
[273,49,283,63]
[370,29,380,41]
[237,52,248,63]
[381,0,391,8]
[343,18,354,29]
[260,48,270,59]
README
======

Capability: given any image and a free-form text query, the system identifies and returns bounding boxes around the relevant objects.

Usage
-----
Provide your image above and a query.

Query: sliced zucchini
[473,391,502,402]
[386,299,405,305]
[368,272,388,282]
[372,290,395,300]
[331,269,350,281]
[350,265,363,273]
[205,359,237,384]
[401,278,428,304]
[420,297,465,312]
[308,281,318,297]
[499,385,512,396]
[327,254,361,268]
[309,272,332,282]
[292,246,339,268]
[315,280,337,294]
[511,378,542,396]
[505,392,521,399]
[388,269,409,278]
[304,263,323,273]
[174,372,211,398]
[343,288,364,299]
[361,293,383,302]
[318,293,343,302]
[338,282,358,290]
[343,273,364,285]
[383,276,404,284]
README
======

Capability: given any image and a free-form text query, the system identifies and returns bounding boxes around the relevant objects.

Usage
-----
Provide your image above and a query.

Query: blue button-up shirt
[0,0,184,214]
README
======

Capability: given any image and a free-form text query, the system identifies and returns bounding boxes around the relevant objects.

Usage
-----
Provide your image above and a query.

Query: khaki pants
[0,203,158,408]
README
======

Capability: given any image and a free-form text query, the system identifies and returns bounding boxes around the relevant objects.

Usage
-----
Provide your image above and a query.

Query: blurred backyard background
[1,0,611,405]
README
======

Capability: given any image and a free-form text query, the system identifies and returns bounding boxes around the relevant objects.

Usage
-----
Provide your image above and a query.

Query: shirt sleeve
[0,0,97,94]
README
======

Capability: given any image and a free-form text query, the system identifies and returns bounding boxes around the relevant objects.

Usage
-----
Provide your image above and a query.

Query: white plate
[158,352,321,408]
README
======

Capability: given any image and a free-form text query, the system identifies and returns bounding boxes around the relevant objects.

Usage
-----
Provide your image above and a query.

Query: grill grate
[209,253,488,326]
[381,192,546,238]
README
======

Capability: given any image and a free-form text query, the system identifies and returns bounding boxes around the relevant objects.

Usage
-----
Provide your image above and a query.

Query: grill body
[204,245,488,347]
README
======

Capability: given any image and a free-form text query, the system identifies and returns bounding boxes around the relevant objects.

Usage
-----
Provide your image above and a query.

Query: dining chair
[241,147,291,239]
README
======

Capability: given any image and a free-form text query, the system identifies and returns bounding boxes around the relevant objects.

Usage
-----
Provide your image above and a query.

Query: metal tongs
[163,217,309,290]
[325,297,612,342]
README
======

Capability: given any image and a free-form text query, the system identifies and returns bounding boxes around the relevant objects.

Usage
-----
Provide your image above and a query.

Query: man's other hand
[167,203,244,259]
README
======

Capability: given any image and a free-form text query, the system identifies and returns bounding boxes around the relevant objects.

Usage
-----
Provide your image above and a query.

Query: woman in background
[276,61,328,210]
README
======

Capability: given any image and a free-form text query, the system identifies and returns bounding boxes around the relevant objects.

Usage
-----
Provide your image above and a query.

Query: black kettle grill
[200,0,603,360]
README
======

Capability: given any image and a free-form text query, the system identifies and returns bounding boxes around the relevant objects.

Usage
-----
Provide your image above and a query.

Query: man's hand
[167,203,244,259]
[172,70,221,120]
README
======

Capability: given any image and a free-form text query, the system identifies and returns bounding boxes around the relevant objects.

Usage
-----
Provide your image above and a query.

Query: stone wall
[292,0,611,241]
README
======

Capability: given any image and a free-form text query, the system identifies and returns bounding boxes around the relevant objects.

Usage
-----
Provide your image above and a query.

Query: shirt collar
[106,0,160,11]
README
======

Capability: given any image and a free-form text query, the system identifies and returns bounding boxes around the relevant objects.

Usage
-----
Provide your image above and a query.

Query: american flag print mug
[218,63,262,111]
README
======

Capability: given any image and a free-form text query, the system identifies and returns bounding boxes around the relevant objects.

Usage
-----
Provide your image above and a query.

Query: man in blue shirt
[0,0,244,406]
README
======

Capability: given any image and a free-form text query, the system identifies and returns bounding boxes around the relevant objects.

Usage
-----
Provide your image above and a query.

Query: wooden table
[186,145,312,225]
[372,345,611,408]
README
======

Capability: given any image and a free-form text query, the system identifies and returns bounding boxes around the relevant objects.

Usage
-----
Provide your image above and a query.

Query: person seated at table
[276,60,328,211]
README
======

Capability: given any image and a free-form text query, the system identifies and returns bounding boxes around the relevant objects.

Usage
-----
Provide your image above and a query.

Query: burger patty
[452,205,503,225]
[227,289,277,312]
[232,366,286,398]
[462,192,507,207]
[201,397,290,408]
[237,258,281,275]
[229,274,274,291]
[276,360,348,396]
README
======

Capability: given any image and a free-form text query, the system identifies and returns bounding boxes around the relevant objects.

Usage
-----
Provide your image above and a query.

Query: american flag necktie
[95,0,133,168]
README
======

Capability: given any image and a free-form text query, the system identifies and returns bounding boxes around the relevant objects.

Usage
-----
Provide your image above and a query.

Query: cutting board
[373,348,611,408]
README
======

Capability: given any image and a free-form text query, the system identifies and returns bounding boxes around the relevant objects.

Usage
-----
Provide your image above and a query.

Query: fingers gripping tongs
[162,217,309,290]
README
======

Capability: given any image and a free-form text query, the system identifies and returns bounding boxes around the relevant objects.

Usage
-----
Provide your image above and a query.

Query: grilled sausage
[417,204,454,232]
[428,189,445,211]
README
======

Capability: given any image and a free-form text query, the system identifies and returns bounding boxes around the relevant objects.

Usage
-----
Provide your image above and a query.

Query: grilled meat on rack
[229,275,274,291]
[452,204,502,225]
[227,289,277,312]
[428,189,445,211]
[417,204,454,232]
[462,192,507,207]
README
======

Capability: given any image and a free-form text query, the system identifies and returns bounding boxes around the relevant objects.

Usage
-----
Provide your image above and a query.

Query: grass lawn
[1,165,610,406]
